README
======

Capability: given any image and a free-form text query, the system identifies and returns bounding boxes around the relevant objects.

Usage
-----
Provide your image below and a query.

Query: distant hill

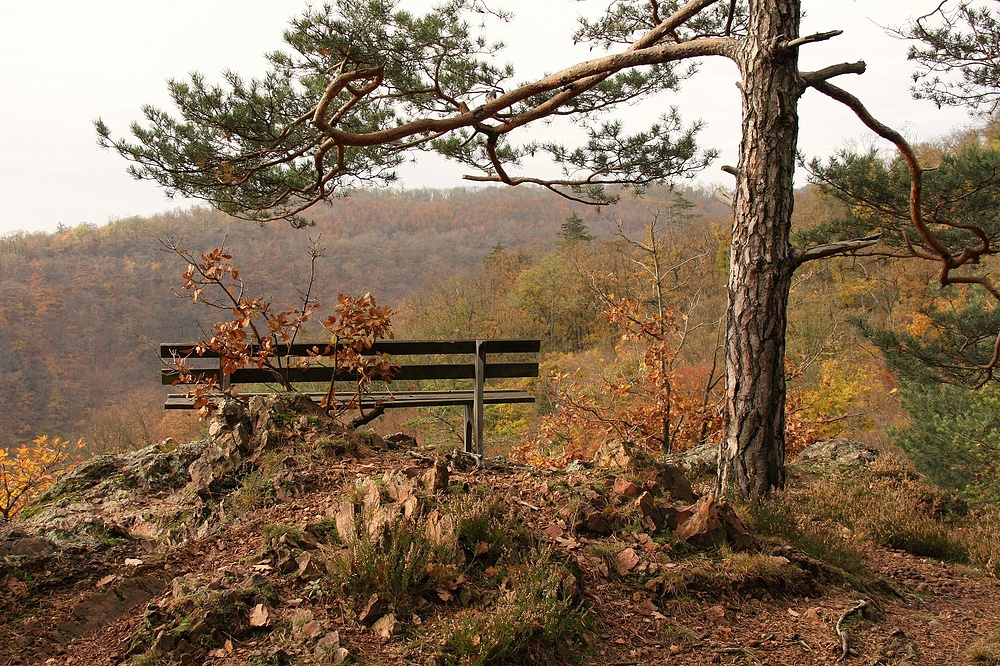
[0,184,730,444]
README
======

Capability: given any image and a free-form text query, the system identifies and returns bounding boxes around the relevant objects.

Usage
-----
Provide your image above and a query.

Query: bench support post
[463,405,474,453]
[473,340,486,457]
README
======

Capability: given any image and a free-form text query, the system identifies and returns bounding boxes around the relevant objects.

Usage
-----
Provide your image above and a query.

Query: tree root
[835,599,869,662]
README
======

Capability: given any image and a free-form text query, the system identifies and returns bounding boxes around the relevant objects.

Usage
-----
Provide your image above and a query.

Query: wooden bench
[160,339,540,455]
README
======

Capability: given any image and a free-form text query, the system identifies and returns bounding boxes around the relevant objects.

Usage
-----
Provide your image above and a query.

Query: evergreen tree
[99,0,940,497]
[557,213,595,246]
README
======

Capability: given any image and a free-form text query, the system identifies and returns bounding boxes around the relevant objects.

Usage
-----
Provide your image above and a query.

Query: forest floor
[1,397,997,666]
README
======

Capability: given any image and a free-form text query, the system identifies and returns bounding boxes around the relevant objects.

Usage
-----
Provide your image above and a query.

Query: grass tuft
[432,551,591,665]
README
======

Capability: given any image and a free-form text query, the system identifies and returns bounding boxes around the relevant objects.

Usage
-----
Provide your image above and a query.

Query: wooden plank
[161,339,540,359]
[162,362,539,386]
[164,389,535,410]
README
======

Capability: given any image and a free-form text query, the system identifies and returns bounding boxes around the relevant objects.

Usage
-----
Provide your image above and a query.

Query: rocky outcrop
[593,439,696,503]
[795,439,881,470]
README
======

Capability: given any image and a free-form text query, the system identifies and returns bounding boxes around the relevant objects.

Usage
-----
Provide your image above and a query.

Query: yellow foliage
[905,312,935,339]
[0,435,84,521]
[788,357,889,454]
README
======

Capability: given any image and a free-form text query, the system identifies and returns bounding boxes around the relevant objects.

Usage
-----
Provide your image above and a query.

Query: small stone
[613,477,639,499]
[358,594,385,626]
[615,548,642,576]
[372,613,402,639]
[421,458,449,493]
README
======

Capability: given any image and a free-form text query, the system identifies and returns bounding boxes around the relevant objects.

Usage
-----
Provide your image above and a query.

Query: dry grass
[793,455,969,562]
[970,623,1000,664]
[960,507,1000,578]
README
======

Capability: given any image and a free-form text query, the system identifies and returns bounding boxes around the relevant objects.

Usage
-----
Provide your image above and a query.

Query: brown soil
[2,441,997,666]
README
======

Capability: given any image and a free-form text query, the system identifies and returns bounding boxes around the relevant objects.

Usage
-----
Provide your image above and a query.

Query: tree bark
[717,0,804,498]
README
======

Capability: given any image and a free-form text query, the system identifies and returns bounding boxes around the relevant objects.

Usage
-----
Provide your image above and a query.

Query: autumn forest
[4,134,999,505]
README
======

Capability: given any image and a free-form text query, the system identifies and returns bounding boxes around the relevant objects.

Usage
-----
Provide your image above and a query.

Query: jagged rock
[314,631,348,664]
[666,441,718,476]
[55,576,166,639]
[424,510,458,548]
[447,448,481,472]
[296,552,322,582]
[796,439,880,469]
[635,492,665,531]
[129,442,205,493]
[613,478,640,499]
[358,593,385,626]
[421,458,449,493]
[367,504,403,543]
[673,495,756,551]
[384,433,418,449]
[249,393,328,434]
[33,455,123,504]
[334,502,358,545]
[0,535,56,559]
[594,440,696,503]
[581,507,613,535]
[290,609,324,640]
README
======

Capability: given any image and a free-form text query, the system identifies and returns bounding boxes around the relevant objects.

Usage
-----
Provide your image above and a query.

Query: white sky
[0,0,976,234]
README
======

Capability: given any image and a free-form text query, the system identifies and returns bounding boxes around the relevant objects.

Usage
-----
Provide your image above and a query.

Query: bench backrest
[160,339,540,387]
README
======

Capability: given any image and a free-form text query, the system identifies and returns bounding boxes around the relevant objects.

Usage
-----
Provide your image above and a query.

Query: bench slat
[160,338,540,359]
[161,362,539,386]
[164,389,536,410]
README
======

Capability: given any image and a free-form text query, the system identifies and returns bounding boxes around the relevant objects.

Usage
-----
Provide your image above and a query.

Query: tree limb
[835,599,868,663]
[782,30,843,50]
[801,61,866,86]
[793,233,882,266]
[810,78,1000,385]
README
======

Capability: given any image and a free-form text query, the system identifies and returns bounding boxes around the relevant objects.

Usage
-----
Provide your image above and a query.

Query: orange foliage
[166,242,395,416]
[528,299,719,465]
[0,436,84,521]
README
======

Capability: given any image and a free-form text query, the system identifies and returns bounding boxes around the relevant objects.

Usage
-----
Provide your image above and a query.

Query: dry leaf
[96,575,118,588]
[123,558,143,566]
[249,603,272,627]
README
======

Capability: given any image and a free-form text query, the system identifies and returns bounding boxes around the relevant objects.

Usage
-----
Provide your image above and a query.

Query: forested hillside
[0,185,726,447]
[1,175,994,503]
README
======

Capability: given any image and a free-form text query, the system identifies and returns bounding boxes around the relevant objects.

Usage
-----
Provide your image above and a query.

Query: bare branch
[801,61,866,86]
[810,78,1000,384]
[782,30,843,50]
[318,38,736,149]
[793,234,882,266]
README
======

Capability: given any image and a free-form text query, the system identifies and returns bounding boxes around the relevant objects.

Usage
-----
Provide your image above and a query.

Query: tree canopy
[97,0,731,226]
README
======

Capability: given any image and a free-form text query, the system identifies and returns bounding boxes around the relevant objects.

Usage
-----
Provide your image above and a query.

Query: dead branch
[348,404,386,429]
[783,30,843,49]
[793,233,883,266]
[801,61,866,85]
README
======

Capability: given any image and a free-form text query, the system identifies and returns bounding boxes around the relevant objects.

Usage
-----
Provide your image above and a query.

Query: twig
[835,599,868,662]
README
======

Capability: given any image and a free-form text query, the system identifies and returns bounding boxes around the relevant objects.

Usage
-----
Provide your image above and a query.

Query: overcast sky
[0,0,976,235]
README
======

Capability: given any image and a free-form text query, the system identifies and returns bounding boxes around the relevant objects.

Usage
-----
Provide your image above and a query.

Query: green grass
[432,552,591,666]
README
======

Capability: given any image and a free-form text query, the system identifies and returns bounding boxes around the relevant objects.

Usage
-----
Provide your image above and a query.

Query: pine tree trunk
[717,0,803,498]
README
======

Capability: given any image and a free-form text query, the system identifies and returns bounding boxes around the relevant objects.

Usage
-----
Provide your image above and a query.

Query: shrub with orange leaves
[530,298,720,465]
[0,435,85,521]
[163,239,396,419]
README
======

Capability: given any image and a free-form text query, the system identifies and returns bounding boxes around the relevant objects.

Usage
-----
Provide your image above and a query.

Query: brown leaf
[95,574,118,588]
[249,603,273,627]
